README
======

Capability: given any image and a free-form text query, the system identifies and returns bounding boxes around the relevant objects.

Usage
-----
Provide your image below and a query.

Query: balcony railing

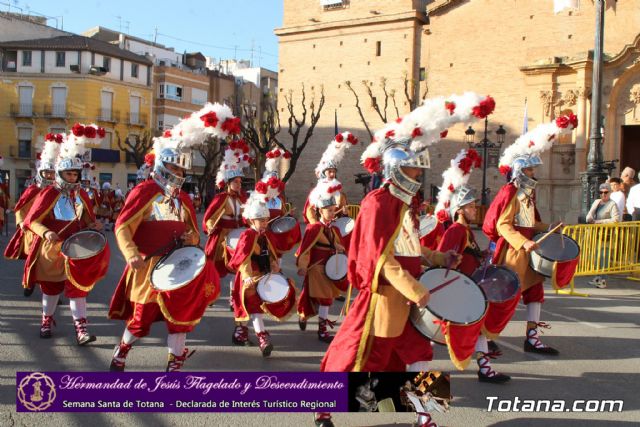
[43,104,67,118]
[128,112,147,126]
[97,109,119,123]
[10,103,34,117]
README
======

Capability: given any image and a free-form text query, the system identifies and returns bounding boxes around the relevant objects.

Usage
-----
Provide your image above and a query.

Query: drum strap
[143,238,180,261]
[252,235,271,274]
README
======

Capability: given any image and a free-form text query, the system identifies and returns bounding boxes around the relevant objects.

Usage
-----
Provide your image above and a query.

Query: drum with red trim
[530,232,580,278]
[268,216,302,253]
[410,268,487,344]
[257,273,290,303]
[325,253,348,281]
[333,217,355,238]
[61,230,110,290]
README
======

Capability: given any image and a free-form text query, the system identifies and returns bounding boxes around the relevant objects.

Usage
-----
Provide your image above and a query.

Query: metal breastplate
[149,195,182,221]
[266,197,282,210]
[53,194,82,221]
[514,188,536,228]
[394,210,422,257]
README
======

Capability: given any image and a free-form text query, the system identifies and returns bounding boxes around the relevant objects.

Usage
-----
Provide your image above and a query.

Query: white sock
[122,329,139,345]
[251,314,265,333]
[526,302,542,323]
[407,361,430,371]
[475,335,489,353]
[42,294,60,316]
[167,333,187,356]
[318,305,330,319]
[69,298,87,320]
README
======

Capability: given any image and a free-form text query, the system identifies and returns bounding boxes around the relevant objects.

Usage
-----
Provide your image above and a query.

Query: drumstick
[267,215,282,224]
[444,244,460,278]
[430,275,460,294]
[535,222,564,245]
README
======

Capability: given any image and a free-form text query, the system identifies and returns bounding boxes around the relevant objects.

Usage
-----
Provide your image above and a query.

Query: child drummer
[227,180,296,357]
[296,181,348,343]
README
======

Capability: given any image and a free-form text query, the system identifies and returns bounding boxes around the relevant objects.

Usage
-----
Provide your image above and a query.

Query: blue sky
[5,0,282,70]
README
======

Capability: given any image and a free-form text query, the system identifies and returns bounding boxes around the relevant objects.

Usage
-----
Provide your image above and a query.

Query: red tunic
[4,184,41,260]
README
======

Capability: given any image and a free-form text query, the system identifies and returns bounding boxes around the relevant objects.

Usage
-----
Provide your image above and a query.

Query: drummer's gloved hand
[44,231,61,243]
[523,240,539,253]
[181,230,197,245]
[243,277,255,286]
[335,243,346,254]
[128,255,145,270]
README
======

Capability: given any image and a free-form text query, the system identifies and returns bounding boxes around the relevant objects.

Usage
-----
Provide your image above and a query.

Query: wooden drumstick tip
[535,222,564,245]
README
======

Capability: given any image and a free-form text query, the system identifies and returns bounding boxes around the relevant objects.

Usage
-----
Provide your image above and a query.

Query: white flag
[554,0,580,14]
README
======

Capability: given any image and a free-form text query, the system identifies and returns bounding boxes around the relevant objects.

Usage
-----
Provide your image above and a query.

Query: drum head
[471,265,520,303]
[325,253,348,281]
[257,273,290,303]
[334,217,354,237]
[420,268,487,324]
[270,216,297,234]
[225,228,247,250]
[151,246,206,292]
[532,232,580,262]
[419,215,438,238]
[61,230,106,260]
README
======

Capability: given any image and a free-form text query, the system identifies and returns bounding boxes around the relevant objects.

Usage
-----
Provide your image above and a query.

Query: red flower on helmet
[200,111,219,128]
[411,127,423,138]
[91,165,96,170]
[272,148,281,157]
[217,180,225,189]
[556,113,578,130]
[97,127,106,138]
[55,134,64,144]
[499,165,512,176]
[221,117,241,135]
[144,153,155,167]
[84,126,97,138]
[440,129,448,138]
[436,209,450,223]
[445,101,456,115]
[335,133,344,143]
[363,157,381,173]
[385,130,395,139]
[283,151,292,159]
[395,117,403,123]
[255,181,268,193]
[471,96,496,119]
[528,140,535,148]
[72,123,85,137]
[448,184,455,192]
[267,176,280,188]
[45,133,54,142]
[163,130,172,138]
[346,133,358,145]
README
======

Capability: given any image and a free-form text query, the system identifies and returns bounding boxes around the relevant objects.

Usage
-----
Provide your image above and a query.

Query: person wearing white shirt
[608,177,627,220]
[626,182,640,221]
[586,183,620,289]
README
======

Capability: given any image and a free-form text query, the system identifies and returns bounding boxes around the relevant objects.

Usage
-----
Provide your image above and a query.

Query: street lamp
[465,118,507,206]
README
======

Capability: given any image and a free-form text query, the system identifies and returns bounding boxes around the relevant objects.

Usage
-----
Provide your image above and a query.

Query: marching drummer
[484,115,578,358]
[203,140,251,309]
[296,180,348,343]
[303,132,357,224]
[109,131,219,372]
[227,180,296,356]
[322,134,460,372]
[4,133,58,297]
[434,149,511,383]
[22,125,105,345]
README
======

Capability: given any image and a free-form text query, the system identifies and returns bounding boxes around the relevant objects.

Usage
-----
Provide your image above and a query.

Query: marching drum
[225,227,247,251]
[333,217,355,238]
[268,216,302,253]
[418,215,438,238]
[530,232,580,278]
[256,273,291,304]
[410,268,487,345]
[151,246,206,292]
[325,253,348,281]
[61,230,110,290]
[471,265,520,303]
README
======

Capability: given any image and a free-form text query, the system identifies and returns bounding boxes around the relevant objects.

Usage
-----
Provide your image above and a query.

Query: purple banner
[16,372,348,412]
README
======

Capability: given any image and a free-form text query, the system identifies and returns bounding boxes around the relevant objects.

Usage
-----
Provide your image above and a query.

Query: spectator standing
[620,167,637,197]
[586,183,620,289]
[608,177,627,220]
[627,179,640,221]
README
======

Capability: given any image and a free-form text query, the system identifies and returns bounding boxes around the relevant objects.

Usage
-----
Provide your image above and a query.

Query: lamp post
[465,118,506,206]
[579,0,609,222]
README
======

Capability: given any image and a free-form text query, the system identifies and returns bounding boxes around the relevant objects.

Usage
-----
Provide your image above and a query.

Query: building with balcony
[0,33,153,199]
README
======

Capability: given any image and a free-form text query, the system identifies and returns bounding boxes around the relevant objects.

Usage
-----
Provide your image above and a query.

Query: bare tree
[345,73,428,142]
[240,94,281,181]
[195,137,223,200]
[116,129,154,169]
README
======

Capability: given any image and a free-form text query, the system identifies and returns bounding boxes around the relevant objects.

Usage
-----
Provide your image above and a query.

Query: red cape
[4,185,42,259]
[437,222,481,276]
[302,194,312,224]
[22,186,95,289]
[295,223,325,258]
[483,183,541,243]
[321,187,406,372]
[227,227,262,272]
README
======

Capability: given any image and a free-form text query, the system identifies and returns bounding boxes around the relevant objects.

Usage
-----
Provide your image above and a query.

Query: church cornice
[427,0,467,16]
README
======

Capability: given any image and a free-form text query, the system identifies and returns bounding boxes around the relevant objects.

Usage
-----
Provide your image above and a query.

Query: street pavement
[1,215,639,426]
